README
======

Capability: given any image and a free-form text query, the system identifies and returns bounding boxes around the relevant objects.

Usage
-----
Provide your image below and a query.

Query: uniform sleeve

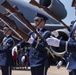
[0,38,14,53]
[17,40,29,49]
[67,42,76,52]
[59,41,66,52]
[59,40,76,52]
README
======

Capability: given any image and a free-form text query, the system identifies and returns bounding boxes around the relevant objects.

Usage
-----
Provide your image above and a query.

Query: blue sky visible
[61,0,76,26]
[26,0,76,26]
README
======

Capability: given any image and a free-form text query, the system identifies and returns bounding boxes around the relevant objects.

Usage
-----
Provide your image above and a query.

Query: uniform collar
[6,35,11,38]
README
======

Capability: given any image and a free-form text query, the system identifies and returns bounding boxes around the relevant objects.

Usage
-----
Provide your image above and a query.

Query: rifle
[30,0,70,31]
[1,1,42,39]
[0,12,30,41]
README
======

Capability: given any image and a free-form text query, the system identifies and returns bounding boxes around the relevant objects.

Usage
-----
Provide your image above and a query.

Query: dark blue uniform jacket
[0,35,14,66]
[18,28,51,67]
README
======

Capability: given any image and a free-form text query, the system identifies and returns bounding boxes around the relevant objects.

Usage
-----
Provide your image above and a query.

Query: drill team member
[0,26,15,75]
[12,13,51,75]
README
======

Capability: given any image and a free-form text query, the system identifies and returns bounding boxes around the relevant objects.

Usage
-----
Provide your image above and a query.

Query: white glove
[57,61,63,69]
[27,36,34,44]
[51,30,59,37]
[21,56,25,63]
[46,36,60,47]
[12,46,18,56]
[67,69,72,72]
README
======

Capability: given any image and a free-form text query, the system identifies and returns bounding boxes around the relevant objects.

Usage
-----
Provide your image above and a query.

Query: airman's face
[34,17,41,23]
[3,28,9,35]
[34,17,45,28]
[3,28,12,35]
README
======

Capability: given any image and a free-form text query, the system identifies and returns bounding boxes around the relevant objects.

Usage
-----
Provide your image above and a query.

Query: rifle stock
[1,0,42,39]
[3,6,18,16]
[3,12,10,16]
[0,12,30,41]
[30,0,70,30]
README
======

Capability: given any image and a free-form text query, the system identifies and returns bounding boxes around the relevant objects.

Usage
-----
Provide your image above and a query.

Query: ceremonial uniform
[0,26,15,75]
[29,28,51,75]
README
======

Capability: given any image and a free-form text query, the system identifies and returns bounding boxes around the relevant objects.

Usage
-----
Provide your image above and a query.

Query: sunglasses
[3,29,8,31]
[3,29,10,32]
[34,18,43,22]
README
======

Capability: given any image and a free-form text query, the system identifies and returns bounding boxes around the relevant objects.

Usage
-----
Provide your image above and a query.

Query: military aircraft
[0,0,69,42]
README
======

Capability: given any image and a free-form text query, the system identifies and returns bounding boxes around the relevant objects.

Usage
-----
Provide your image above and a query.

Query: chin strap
[35,19,43,28]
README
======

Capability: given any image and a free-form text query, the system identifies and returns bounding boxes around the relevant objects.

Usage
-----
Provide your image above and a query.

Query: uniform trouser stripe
[8,66,11,75]
[43,66,45,75]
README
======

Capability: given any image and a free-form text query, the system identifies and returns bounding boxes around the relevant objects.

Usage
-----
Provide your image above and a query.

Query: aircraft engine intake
[50,29,70,57]
[39,0,67,19]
